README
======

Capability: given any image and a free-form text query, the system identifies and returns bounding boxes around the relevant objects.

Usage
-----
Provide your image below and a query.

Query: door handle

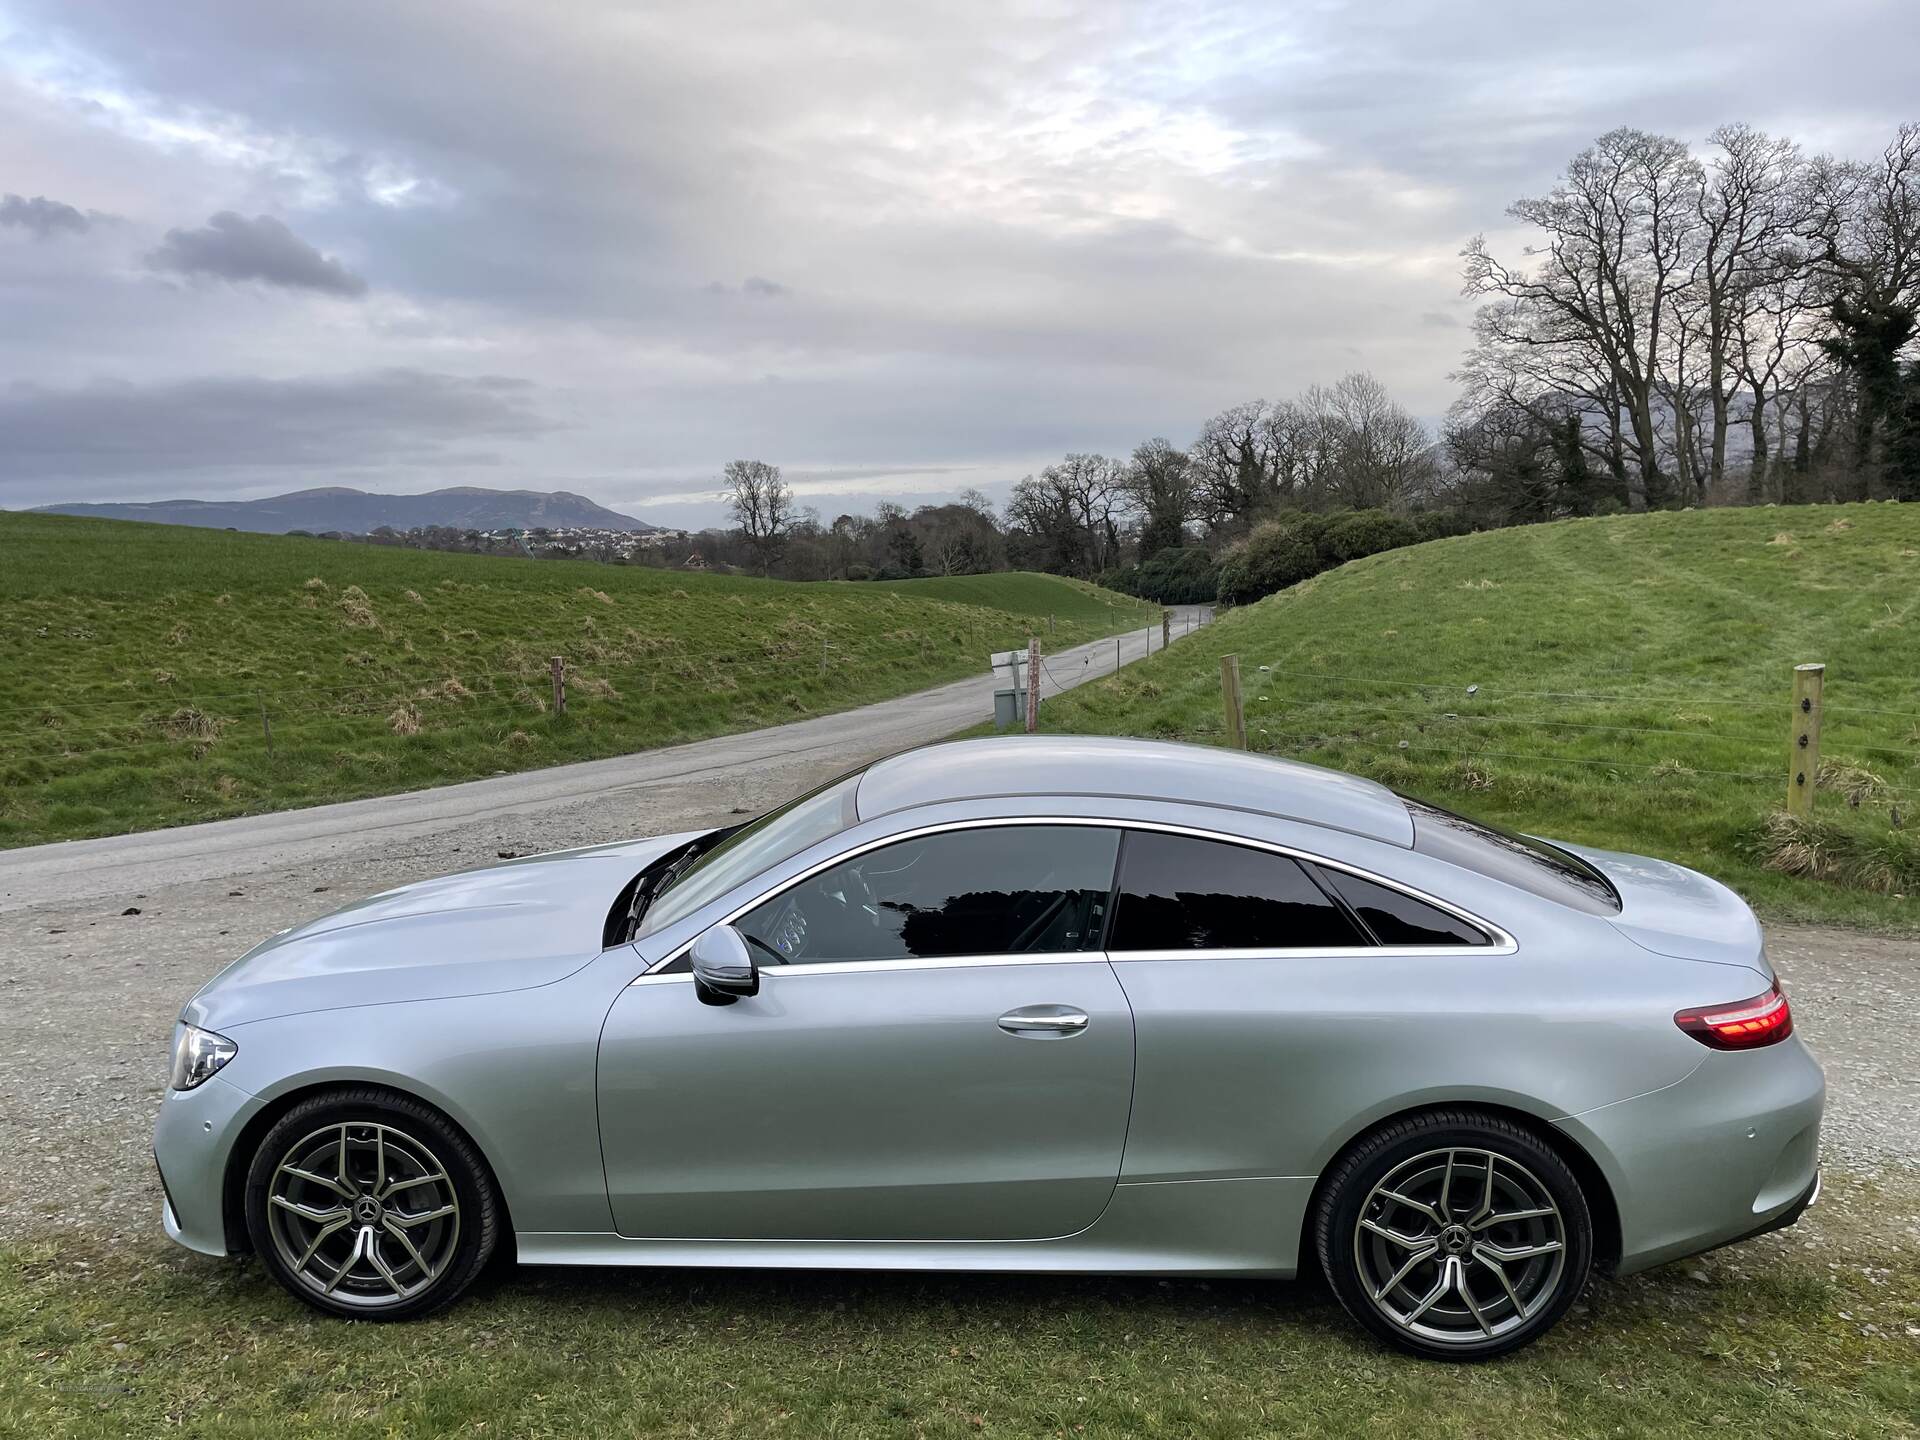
[997,1006,1090,1037]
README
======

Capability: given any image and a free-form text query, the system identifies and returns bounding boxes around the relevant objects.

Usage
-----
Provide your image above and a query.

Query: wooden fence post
[1220,654,1247,750]
[1162,610,1172,650]
[1116,635,1122,673]
[1025,636,1040,733]
[259,697,272,758]
[550,655,567,716]
[1786,662,1824,817]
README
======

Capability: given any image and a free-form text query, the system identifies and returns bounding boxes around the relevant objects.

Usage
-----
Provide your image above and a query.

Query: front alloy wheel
[245,1088,500,1320]
[1317,1110,1593,1359]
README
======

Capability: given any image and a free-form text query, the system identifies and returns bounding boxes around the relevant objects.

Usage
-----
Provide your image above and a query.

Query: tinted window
[1318,868,1488,946]
[640,771,863,936]
[1400,797,1620,916]
[738,825,1120,964]
[1108,832,1365,951]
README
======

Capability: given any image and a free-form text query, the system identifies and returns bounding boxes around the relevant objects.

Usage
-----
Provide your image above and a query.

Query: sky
[2,1,1916,528]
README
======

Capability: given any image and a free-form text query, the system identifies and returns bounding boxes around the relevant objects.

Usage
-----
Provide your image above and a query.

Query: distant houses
[470,525,690,558]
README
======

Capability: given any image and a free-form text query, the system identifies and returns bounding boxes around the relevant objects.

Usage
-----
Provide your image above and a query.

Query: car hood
[1556,840,1771,978]
[184,830,702,1028]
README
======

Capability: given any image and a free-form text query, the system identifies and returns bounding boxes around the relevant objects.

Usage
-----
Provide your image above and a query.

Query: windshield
[1399,795,1620,916]
[638,771,864,936]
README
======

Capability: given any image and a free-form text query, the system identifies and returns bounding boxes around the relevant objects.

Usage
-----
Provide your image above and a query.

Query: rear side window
[1316,868,1489,947]
[1401,797,1620,916]
[1108,831,1366,951]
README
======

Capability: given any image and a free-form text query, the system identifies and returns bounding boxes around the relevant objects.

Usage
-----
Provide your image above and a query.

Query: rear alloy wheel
[245,1088,500,1320]
[1316,1110,1593,1359]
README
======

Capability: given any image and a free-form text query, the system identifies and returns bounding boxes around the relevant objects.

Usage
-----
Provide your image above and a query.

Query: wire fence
[8,604,1913,840]
[1080,652,1920,815]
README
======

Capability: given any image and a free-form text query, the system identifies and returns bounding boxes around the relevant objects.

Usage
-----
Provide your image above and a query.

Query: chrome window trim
[633,815,1513,983]
[633,952,1103,985]
[1106,945,1499,962]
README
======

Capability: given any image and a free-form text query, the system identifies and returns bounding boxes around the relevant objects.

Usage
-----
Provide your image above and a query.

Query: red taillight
[1675,982,1793,1050]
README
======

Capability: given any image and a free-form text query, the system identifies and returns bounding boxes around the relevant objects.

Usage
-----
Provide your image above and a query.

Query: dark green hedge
[1099,546,1221,604]
[1217,509,1469,606]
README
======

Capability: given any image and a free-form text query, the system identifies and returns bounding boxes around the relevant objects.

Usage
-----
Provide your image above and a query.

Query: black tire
[244,1087,501,1321]
[1314,1109,1593,1360]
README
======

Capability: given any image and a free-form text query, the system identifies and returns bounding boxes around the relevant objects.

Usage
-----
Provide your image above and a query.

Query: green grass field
[0,514,1151,847]
[1031,502,1920,931]
[872,572,1146,630]
[3,1171,1915,1439]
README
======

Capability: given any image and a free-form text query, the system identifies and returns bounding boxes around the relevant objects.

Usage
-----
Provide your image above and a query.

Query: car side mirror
[688,923,759,1006]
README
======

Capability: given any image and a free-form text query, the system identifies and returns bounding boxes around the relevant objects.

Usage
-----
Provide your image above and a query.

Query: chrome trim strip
[633,814,1514,981]
[1107,944,1504,962]
[762,952,1101,978]
[630,952,1105,985]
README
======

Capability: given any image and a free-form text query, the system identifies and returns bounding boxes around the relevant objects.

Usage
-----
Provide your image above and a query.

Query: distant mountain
[29,486,660,535]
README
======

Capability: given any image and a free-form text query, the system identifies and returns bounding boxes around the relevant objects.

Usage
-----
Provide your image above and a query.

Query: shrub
[1218,522,1323,605]
[1217,508,1463,606]
[1322,510,1421,562]
[1105,547,1220,604]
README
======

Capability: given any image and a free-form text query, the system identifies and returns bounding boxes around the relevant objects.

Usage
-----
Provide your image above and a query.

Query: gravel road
[0,614,1203,1244]
[2,604,1913,1252]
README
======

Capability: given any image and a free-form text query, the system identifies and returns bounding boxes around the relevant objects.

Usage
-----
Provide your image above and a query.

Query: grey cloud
[146,212,368,296]
[0,193,90,237]
[1420,311,1460,328]
[0,370,555,498]
[3,0,1919,513]
[705,276,791,298]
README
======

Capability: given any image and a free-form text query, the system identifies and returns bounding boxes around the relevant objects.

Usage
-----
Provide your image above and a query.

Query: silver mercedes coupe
[155,736,1824,1359]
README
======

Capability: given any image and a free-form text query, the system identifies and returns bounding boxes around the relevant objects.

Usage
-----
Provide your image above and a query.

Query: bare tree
[913,501,1003,576]
[1689,125,1812,497]
[1732,254,1825,501]
[1318,372,1435,509]
[1007,454,1127,577]
[1464,128,1704,508]
[955,488,999,520]
[1264,397,1343,508]
[1123,438,1194,556]
[1190,401,1281,528]
[720,459,793,575]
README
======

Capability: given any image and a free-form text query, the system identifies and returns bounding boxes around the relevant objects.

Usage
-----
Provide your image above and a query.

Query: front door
[597,823,1133,1241]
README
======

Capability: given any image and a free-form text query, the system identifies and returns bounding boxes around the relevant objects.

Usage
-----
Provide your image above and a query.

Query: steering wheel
[743,862,889,965]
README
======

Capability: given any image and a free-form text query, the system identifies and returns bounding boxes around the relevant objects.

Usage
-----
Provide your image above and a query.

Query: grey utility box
[993,688,1023,730]
[989,649,1032,731]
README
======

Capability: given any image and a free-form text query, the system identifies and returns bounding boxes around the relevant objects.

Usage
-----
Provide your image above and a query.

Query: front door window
[737,824,1121,963]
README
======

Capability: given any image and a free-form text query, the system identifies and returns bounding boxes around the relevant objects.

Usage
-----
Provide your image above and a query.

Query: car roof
[853,736,1415,846]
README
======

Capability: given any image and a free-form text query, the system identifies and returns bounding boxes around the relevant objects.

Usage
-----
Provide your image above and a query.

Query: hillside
[874,572,1153,633]
[1032,502,1920,931]
[26,485,659,535]
[0,514,1151,846]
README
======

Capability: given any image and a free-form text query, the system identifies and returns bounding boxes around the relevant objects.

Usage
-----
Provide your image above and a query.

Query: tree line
[704,120,1920,605]
[706,368,1447,602]
[374,119,1920,609]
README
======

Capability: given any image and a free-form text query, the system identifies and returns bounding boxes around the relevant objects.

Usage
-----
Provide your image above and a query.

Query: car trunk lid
[1556,840,1773,980]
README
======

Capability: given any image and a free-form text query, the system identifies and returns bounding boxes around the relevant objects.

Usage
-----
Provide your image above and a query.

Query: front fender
[218,971,619,1235]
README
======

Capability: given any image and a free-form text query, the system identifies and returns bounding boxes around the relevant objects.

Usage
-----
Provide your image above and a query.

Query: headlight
[169,1023,237,1091]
